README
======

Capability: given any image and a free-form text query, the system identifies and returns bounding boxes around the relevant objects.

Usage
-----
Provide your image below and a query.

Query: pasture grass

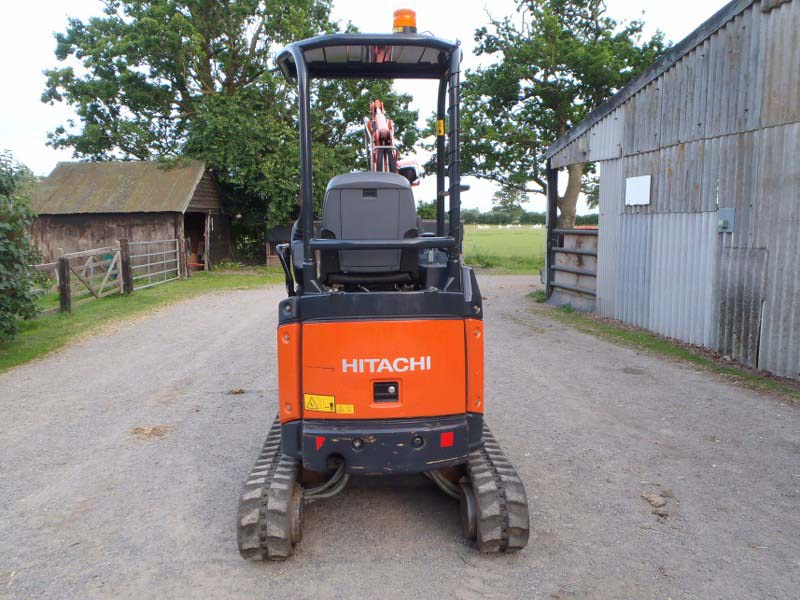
[463,225,546,273]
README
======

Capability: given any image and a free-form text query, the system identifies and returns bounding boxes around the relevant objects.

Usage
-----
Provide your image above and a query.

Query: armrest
[309,237,456,251]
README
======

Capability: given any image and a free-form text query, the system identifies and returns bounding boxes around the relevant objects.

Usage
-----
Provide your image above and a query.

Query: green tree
[462,208,481,224]
[491,188,529,222]
[520,211,546,225]
[0,152,42,340]
[43,1,417,258]
[461,0,667,227]
[416,199,436,219]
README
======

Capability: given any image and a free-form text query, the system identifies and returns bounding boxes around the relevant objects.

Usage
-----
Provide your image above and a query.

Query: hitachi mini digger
[236,10,530,559]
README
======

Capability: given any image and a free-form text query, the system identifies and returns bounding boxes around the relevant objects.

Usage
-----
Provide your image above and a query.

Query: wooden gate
[66,247,123,305]
[56,247,124,312]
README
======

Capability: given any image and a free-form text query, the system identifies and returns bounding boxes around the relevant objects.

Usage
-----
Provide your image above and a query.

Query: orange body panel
[464,318,484,414]
[277,323,301,423]
[301,319,466,420]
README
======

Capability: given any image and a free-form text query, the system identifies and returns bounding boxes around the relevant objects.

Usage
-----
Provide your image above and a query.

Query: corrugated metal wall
[596,160,623,318]
[611,212,717,346]
[714,128,763,369]
[646,213,718,347]
[615,214,653,329]
[551,0,800,379]
[751,122,800,378]
[551,0,800,166]
[587,110,624,162]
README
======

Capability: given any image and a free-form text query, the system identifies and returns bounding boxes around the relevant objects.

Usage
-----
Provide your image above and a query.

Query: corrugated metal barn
[31,160,232,269]
[543,0,799,380]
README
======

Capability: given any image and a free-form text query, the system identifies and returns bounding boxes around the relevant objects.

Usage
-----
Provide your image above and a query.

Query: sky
[0,0,723,214]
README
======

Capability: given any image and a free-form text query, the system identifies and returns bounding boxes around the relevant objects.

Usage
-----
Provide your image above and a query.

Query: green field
[462,224,546,273]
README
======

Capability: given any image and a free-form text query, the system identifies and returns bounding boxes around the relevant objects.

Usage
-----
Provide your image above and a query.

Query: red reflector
[440,431,454,448]
[315,436,325,451]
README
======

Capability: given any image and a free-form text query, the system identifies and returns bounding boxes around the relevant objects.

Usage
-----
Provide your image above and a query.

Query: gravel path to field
[1,275,798,599]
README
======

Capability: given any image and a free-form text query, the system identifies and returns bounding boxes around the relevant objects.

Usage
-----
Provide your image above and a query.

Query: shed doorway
[184,211,208,270]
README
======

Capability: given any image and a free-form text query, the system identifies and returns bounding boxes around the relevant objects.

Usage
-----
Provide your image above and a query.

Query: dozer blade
[460,422,530,553]
[236,416,303,560]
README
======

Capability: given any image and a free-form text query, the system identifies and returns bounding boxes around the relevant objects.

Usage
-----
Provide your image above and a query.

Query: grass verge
[537,299,800,403]
[528,290,547,303]
[0,270,283,374]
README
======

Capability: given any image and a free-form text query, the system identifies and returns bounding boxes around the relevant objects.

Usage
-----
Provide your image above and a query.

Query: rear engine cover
[301,319,466,420]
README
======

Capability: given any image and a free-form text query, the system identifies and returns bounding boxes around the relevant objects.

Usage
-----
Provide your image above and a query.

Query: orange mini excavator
[236,9,530,560]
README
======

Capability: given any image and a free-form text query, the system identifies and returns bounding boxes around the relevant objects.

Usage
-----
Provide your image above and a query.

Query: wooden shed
[31,160,232,269]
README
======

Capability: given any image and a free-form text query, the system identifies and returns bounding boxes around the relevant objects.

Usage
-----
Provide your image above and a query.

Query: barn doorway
[184,211,208,270]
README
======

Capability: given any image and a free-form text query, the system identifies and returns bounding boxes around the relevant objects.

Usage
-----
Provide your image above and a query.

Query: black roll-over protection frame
[275,33,464,294]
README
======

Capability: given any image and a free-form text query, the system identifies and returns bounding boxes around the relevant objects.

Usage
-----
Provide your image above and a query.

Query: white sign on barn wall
[625,175,652,206]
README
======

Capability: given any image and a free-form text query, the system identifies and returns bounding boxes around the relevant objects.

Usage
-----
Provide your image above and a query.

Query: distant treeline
[461,209,598,226]
[416,201,598,226]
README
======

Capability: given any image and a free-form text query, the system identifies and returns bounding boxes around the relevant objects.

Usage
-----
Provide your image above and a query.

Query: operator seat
[318,172,418,285]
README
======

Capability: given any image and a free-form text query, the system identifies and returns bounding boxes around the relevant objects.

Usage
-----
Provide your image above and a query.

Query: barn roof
[31,160,209,215]
[544,0,765,159]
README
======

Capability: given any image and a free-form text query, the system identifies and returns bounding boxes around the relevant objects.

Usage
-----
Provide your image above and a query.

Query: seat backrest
[321,172,417,273]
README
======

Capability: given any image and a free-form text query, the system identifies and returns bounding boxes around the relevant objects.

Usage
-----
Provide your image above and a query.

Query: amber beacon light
[393,9,417,34]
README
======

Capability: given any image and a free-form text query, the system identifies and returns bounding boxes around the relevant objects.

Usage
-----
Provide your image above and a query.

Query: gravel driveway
[1,275,798,599]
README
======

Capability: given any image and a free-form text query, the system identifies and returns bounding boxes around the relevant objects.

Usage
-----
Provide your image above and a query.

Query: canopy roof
[276,33,458,80]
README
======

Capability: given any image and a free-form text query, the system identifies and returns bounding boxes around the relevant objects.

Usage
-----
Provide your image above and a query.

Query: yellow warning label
[335,404,354,415]
[303,394,336,413]
[436,119,445,136]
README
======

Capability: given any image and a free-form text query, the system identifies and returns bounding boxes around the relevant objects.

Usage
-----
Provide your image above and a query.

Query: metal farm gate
[129,239,181,291]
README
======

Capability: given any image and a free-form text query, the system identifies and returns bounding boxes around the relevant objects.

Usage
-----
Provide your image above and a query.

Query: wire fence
[31,262,61,315]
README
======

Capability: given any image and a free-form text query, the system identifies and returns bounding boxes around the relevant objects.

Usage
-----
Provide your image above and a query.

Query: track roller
[459,481,477,540]
[435,421,530,553]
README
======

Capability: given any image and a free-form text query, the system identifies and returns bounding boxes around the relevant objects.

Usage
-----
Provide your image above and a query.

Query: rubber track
[236,416,299,560]
[466,422,530,552]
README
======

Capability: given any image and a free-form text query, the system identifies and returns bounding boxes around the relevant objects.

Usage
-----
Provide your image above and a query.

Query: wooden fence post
[183,237,191,279]
[58,257,71,313]
[119,238,133,294]
[204,212,211,271]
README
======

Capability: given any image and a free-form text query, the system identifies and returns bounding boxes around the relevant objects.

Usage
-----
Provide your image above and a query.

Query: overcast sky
[0,0,722,213]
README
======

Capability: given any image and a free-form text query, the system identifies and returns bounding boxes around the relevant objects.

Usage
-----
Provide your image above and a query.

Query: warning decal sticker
[303,394,336,413]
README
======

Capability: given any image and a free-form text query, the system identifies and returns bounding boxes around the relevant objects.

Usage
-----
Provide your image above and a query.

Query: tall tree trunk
[557,162,584,229]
